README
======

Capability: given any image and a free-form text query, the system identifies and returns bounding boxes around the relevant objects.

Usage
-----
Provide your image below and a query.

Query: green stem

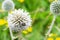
[44,15,56,40]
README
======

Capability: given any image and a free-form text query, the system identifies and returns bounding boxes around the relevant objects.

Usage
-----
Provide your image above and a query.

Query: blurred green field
[0,0,60,40]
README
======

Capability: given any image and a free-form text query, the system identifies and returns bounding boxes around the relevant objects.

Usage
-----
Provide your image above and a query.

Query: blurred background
[0,0,60,40]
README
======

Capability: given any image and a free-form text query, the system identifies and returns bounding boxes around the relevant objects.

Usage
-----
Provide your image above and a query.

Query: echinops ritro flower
[2,0,15,12]
[8,9,32,32]
[50,1,60,15]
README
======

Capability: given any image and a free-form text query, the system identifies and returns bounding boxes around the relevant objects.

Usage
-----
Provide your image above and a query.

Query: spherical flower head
[50,1,60,15]
[2,0,15,12]
[8,9,32,32]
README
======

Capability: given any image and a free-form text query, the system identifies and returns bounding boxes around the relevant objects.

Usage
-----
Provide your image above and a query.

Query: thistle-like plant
[2,0,15,12]
[50,0,60,15]
[8,9,32,40]
[45,0,60,40]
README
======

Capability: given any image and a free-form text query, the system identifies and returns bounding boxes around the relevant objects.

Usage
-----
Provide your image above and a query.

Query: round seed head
[2,0,15,12]
[8,9,32,32]
[50,1,60,15]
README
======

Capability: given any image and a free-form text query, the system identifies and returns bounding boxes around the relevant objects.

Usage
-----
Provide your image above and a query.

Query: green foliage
[0,0,60,40]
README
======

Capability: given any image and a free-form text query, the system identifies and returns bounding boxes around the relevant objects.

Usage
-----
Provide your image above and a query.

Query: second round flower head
[8,9,32,32]
[50,0,60,15]
[2,0,15,12]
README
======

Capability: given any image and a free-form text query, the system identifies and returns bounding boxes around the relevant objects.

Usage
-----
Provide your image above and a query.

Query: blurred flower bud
[22,27,32,34]
[56,37,60,40]
[0,19,7,26]
[2,0,15,12]
[47,38,53,40]
[18,0,24,3]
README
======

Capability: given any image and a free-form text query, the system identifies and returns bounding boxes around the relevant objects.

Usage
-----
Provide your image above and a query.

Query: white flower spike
[2,0,15,12]
[8,9,32,32]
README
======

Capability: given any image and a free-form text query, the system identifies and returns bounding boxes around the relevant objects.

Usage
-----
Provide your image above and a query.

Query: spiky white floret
[8,9,32,32]
[2,0,15,11]
[50,1,60,15]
